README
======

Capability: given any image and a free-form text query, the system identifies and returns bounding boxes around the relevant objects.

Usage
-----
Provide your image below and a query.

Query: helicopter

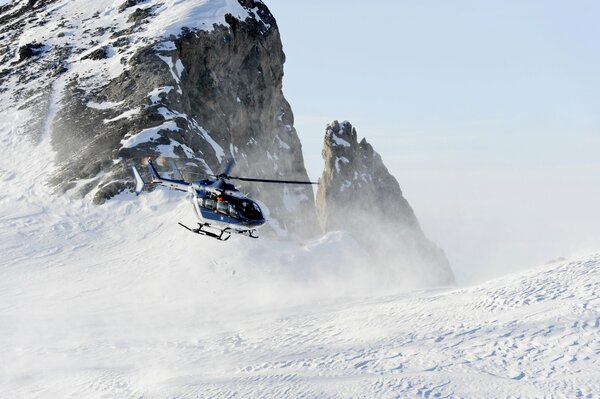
[131,157,318,241]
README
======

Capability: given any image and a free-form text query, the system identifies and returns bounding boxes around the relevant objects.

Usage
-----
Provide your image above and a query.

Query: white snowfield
[1,131,600,398]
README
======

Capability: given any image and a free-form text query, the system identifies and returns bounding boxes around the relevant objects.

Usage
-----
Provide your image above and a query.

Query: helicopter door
[228,204,239,219]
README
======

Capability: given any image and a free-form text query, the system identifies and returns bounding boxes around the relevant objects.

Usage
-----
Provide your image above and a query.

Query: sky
[266,0,600,284]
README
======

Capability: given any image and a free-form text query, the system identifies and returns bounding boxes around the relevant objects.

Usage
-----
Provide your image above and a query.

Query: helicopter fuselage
[132,157,317,240]
[189,180,266,233]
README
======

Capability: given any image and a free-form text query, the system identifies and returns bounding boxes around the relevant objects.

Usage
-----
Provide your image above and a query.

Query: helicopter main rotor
[210,159,319,186]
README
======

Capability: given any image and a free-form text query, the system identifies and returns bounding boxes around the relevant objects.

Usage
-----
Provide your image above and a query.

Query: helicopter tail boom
[131,164,145,195]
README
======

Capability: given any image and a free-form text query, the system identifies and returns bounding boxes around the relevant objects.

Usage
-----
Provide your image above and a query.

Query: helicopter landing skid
[178,222,231,241]
[236,229,259,239]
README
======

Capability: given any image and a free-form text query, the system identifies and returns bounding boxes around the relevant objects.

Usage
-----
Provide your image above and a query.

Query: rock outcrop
[317,121,455,286]
[0,0,317,238]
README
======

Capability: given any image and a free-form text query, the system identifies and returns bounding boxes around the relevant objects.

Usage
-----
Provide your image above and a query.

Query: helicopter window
[239,201,263,220]
[203,198,216,210]
[216,201,228,214]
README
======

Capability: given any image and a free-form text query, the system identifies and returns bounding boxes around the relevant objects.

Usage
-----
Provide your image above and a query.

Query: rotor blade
[221,158,235,177]
[212,179,229,191]
[228,176,319,185]
[167,158,184,181]
[186,171,217,179]
[130,164,145,194]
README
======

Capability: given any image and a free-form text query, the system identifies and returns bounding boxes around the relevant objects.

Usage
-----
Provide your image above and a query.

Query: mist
[410,169,600,285]
[269,1,600,285]
[300,127,600,286]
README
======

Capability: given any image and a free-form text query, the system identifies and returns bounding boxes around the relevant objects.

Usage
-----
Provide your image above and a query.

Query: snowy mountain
[0,0,316,237]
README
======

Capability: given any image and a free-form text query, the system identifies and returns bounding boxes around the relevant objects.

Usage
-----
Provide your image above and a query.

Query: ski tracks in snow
[179,256,600,398]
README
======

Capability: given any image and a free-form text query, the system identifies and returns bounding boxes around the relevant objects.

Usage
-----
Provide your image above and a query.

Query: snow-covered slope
[1,133,600,397]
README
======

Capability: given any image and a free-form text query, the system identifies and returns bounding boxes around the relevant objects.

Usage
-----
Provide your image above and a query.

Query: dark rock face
[118,0,145,12]
[18,42,44,61]
[81,47,107,61]
[127,7,151,24]
[317,121,455,286]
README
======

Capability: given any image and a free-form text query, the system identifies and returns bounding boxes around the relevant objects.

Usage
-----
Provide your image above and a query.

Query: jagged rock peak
[317,120,455,286]
[318,120,419,231]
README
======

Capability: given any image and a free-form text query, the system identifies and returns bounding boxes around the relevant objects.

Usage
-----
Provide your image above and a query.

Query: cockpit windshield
[239,200,263,220]
[198,196,263,221]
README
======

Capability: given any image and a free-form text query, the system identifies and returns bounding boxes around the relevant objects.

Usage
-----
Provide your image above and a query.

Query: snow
[148,86,174,104]
[103,107,141,123]
[331,133,351,147]
[87,100,125,110]
[115,105,192,155]
[120,121,179,148]
[157,106,187,120]
[158,55,183,94]
[175,59,185,78]
[42,72,70,143]
[143,0,254,38]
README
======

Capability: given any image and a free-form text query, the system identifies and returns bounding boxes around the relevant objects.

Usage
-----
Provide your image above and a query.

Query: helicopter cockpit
[238,200,263,220]
[197,195,264,222]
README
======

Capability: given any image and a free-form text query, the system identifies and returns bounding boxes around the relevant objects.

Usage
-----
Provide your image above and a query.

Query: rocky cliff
[0,0,316,238]
[317,121,455,286]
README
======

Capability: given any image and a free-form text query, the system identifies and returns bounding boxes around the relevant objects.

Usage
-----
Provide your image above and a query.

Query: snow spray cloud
[0,186,460,391]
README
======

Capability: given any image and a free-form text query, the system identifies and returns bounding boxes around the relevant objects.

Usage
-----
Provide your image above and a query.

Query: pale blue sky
[267,1,600,283]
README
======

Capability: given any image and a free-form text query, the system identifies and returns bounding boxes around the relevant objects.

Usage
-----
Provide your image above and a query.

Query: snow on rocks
[120,120,179,148]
